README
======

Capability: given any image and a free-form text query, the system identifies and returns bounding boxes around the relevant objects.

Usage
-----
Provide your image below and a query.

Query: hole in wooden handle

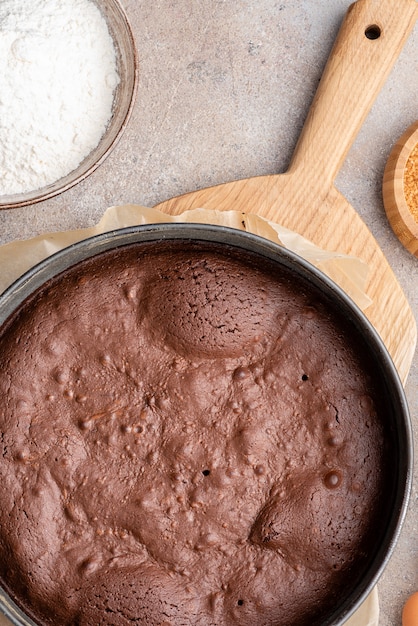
[365,25,381,40]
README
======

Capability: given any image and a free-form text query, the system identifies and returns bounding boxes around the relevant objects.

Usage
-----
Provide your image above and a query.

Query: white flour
[0,0,120,196]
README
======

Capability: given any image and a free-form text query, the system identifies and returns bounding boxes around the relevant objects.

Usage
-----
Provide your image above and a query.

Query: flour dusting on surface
[0,0,120,196]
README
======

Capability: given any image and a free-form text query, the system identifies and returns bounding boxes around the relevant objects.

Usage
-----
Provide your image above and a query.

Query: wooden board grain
[155,0,418,384]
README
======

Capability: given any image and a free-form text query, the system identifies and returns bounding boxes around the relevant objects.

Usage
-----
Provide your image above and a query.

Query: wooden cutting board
[155,0,418,385]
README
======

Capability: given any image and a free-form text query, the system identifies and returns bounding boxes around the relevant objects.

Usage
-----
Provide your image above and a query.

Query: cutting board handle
[287,0,418,191]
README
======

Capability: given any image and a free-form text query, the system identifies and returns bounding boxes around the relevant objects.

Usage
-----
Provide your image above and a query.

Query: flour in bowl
[0,0,120,196]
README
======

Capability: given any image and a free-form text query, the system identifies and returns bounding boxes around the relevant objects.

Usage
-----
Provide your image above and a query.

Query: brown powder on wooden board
[404,142,418,222]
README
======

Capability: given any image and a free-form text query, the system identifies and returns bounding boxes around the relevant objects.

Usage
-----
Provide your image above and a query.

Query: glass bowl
[0,0,138,210]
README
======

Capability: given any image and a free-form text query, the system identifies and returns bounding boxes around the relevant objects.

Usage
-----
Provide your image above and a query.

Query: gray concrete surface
[0,1,417,624]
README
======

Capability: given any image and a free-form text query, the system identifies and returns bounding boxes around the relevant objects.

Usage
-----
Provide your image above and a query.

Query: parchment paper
[0,204,377,626]
[0,205,372,310]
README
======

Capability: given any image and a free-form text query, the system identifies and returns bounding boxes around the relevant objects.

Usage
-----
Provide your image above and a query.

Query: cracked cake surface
[0,240,390,625]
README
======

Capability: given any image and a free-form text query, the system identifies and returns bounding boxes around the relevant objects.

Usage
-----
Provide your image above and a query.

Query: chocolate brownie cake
[0,238,390,625]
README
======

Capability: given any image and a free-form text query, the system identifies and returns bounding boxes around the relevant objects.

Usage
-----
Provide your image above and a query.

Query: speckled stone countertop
[0,1,417,624]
